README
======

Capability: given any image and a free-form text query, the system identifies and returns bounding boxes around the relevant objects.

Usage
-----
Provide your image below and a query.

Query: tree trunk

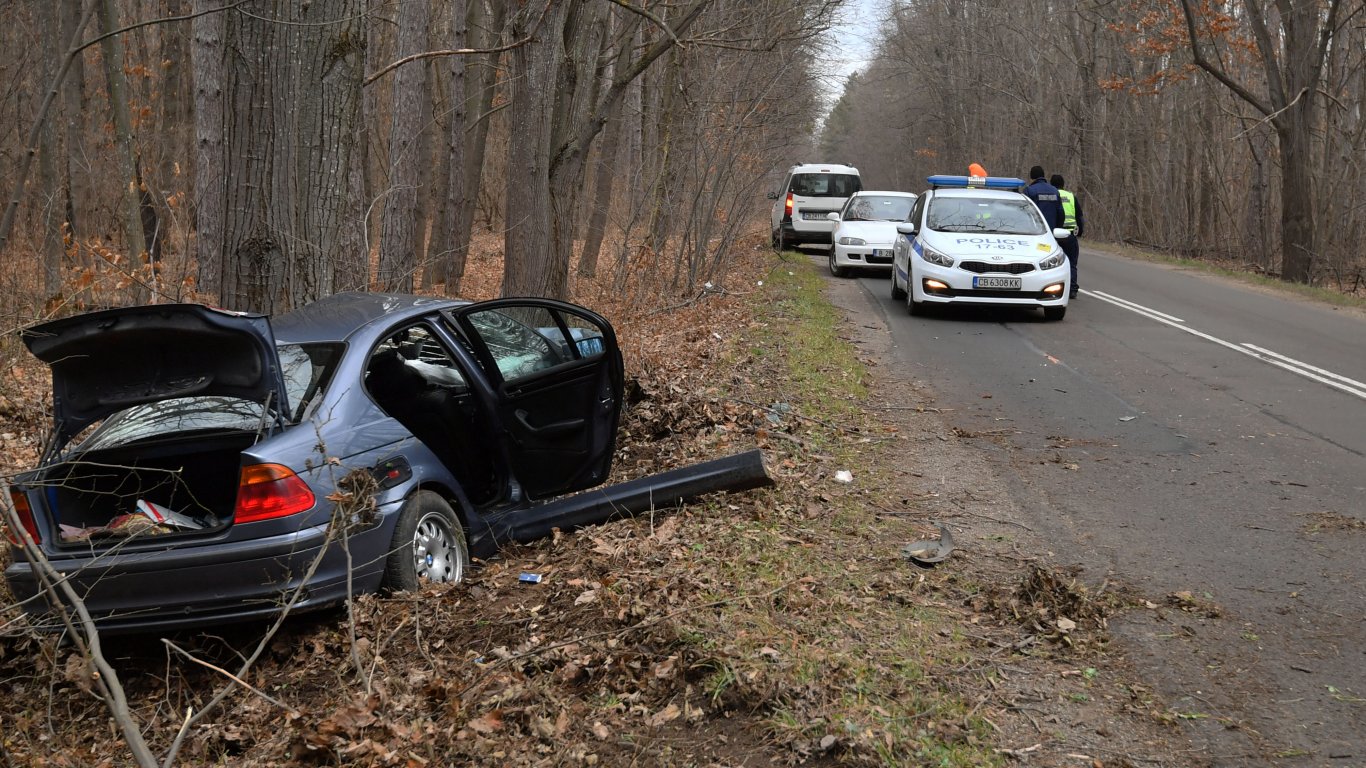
[448,0,506,295]
[221,0,363,313]
[503,1,567,298]
[427,0,470,290]
[191,0,225,296]
[97,0,149,290]
[61,0,90,270]
[376,0,430,292]
[38,0,64,303]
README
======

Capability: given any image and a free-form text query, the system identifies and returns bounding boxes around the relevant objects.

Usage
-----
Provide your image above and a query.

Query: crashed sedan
[3,293,633,633]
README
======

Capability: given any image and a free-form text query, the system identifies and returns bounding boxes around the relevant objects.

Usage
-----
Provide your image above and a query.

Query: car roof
[273,292,469,344]
[851,190,916,197]
[789,163,858,174]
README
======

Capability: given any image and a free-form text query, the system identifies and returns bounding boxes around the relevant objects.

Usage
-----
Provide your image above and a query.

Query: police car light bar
[927,175,1026,190]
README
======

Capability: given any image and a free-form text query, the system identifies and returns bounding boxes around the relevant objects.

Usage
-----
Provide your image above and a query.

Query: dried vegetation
[0,236,1188,766]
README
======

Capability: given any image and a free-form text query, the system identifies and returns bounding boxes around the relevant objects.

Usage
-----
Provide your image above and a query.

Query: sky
[828,0,887,82]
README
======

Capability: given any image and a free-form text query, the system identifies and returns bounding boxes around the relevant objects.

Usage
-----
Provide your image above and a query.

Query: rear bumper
[4,522,387,634]
[780,221,834,245]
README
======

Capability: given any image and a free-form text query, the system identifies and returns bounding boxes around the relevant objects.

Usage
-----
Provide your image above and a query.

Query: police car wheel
[828,251,845,278]
[907,287,927,316]
[890,272,906,300]
[1043,306,1066,322]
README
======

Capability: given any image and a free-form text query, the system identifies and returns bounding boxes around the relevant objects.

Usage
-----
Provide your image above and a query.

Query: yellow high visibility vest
[1059,189,1078,233]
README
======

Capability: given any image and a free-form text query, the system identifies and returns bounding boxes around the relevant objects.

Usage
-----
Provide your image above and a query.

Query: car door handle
[514,409,584,437]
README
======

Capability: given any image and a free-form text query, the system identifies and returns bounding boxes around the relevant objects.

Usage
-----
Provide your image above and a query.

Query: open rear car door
[446,299,623,501]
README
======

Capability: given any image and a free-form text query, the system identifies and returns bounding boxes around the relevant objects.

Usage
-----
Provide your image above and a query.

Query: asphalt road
[845,246,1366,765]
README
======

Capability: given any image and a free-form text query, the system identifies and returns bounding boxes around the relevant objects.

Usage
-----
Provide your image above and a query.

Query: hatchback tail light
[784,192,794,219]
[234,464,316,524]
[5,488,40,545]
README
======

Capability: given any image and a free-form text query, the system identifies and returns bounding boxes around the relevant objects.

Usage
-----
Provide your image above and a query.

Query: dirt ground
[0,240,1213,766]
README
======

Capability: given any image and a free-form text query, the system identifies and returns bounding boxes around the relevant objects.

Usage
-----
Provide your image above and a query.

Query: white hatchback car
[825,191,918,277]
[890,176,1072,320]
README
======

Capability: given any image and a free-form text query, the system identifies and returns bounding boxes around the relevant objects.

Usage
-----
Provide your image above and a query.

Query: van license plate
[973,276,1022,289]
[802,212,827,220]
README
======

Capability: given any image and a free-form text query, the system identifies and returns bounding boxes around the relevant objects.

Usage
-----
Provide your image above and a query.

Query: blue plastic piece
[927,175,1026,190]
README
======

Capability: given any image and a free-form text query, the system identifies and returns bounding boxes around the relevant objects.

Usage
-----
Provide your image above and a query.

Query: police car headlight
[1039,251,1066,270]
[838,236,866,246]
[920,246,953,267]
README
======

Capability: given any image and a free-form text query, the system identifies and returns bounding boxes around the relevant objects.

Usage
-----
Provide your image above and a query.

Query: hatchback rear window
[789,173,861,197]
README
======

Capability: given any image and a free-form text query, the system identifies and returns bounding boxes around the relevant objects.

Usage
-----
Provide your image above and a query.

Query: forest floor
[0,233,1208,766]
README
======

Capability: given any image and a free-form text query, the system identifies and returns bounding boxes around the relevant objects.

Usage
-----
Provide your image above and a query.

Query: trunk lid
[23,304,290,444]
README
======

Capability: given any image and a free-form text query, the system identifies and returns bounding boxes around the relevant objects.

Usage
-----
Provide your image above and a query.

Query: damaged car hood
[23,304,290,442]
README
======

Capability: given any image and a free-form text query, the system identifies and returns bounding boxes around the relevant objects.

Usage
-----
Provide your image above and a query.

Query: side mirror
[826,212,840,222]
[766,191,779,200]
[896,223,917,235]
[1053,228,1074,239]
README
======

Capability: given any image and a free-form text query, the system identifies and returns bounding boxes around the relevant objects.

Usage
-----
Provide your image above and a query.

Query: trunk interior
[40,432,253,546]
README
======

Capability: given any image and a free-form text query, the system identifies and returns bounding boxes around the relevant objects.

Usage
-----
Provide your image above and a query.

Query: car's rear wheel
[828,251,846,278]
[383,491,468,592]
[890,270,906,300]
[1043,306,1067,321]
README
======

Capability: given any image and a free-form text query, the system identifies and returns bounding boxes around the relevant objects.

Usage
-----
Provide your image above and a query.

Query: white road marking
[1086,290,1186,323]
[1079,289,1366,402]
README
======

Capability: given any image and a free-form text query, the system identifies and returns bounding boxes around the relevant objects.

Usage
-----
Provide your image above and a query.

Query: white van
[768,163,863,249]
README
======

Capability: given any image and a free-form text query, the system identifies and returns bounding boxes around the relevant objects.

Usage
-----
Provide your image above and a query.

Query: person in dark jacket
[1023,167,1071,299]
[1050,173,1083,298]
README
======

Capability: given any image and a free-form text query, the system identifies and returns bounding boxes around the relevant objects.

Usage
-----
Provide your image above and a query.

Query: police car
[890,175,1072,320]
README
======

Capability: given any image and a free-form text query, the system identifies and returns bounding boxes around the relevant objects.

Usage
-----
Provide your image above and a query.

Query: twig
[162,640,298,714]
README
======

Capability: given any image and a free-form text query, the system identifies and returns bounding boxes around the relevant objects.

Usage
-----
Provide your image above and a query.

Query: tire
[828,250,846,278]
[770,229,782,250]
[890,269,906,300]
[906,277,927,316]
[382,491,469,592]
[1043,306,1067,321]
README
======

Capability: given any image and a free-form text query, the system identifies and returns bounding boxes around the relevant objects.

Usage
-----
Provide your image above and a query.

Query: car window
[845,195,915,222]
[908,195,927,229]
[367,325,468,391]
[461,305,611,384]
[789,173,861,197]
[465,307,567,382]
[65,342,342,453]
[927,197,1046,235]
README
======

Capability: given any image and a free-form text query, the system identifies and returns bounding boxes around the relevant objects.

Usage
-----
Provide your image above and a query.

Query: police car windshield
[927,197,1045,235]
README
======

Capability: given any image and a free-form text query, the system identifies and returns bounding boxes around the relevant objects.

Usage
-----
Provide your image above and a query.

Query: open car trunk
[35,431,254,547]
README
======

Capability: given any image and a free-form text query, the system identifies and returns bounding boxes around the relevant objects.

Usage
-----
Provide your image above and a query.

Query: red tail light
[6,488,40,546]
[233,464,316,524]
[784,192,794,218]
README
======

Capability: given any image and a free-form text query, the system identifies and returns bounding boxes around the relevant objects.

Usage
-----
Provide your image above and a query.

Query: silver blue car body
[4,292,624,633]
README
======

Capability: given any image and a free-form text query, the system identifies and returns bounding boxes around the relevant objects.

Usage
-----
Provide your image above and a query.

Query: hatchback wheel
[383,491,468,592]
[829,251,846,278]
[1043,306,1067,321]
[890,270,906,300]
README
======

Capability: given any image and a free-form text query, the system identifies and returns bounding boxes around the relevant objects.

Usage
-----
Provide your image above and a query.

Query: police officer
[1050,174,1083,298]
[1023,167,1071,296]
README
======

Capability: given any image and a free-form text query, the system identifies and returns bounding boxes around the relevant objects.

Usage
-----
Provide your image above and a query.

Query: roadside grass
[673,251,1002,766]
[1097,242,1366,310]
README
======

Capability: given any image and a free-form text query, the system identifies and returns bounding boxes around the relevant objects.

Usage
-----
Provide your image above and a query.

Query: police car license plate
[973,276,1022,289]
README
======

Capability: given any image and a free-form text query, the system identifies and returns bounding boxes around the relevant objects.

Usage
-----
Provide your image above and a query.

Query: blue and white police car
[890,175,1072,320]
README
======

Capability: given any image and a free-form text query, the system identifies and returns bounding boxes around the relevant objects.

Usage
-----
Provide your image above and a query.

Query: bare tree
[376,0,431,292]
[1179,0,1351,283]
